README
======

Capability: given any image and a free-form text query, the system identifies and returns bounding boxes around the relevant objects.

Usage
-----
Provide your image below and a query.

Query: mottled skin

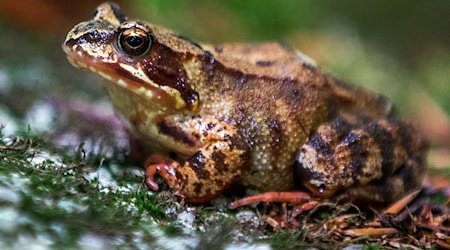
[63,3,427,206]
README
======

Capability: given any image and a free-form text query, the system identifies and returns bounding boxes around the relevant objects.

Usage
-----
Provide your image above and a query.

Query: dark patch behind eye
[156,119,196,146]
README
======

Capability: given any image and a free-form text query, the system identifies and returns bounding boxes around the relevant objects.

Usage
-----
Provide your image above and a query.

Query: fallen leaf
[383,189,421,214]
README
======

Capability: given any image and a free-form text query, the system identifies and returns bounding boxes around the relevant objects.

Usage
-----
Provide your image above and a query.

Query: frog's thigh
[342,135,425,204]
[296,114,425,202]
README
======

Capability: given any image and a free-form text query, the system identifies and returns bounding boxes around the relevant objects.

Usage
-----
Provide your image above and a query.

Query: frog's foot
[144,155,180,191]
[229,191,313,209]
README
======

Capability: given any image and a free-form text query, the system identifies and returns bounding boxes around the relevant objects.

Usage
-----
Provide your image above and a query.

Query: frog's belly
[240,152,295,192]
[237,122,307,192]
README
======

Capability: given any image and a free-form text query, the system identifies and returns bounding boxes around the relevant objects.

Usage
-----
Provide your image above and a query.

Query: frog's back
[203,42,392,119]
[202,43,319,82]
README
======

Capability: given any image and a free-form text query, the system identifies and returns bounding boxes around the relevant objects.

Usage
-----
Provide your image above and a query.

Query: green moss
[267,229,307,250]
[162,222,183,236]
[363,244,386,250]
[128,189,165,218]
[0,135,176,248]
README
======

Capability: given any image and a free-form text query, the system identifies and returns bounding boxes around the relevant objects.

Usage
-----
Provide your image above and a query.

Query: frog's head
[63,3,204,114]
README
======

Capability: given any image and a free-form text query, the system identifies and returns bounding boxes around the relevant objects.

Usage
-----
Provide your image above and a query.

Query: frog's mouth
[63,38,188,112]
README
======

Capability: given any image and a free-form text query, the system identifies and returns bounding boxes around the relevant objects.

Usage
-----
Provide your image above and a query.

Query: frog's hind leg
[338,158,425,205]
[228,191,314,209]
[296,112,427,205]
[340,120,427,205]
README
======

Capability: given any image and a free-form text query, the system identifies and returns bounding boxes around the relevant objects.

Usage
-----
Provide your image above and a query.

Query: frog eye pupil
[118,28,151,56]
[125,36,143,48]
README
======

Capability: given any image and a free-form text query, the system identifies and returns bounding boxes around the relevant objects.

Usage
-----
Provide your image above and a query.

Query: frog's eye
[118,28,152,56]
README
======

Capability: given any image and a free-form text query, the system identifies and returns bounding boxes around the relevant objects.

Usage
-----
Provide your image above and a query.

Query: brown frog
[62,3,427,208]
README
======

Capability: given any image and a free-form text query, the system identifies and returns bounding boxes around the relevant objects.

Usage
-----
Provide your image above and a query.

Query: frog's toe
[144,155,175,191]
[144,154,184,193]
[229,191,312,209]
[145,164,161,191]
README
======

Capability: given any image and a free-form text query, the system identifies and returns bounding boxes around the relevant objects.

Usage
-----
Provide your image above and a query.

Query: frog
[62,2,427,208]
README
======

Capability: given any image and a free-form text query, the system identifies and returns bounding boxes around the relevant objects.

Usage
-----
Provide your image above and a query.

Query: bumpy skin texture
[63,3,427,205]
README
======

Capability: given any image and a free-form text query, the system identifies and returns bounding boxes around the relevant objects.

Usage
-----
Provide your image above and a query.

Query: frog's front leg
[145,117,250,203]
